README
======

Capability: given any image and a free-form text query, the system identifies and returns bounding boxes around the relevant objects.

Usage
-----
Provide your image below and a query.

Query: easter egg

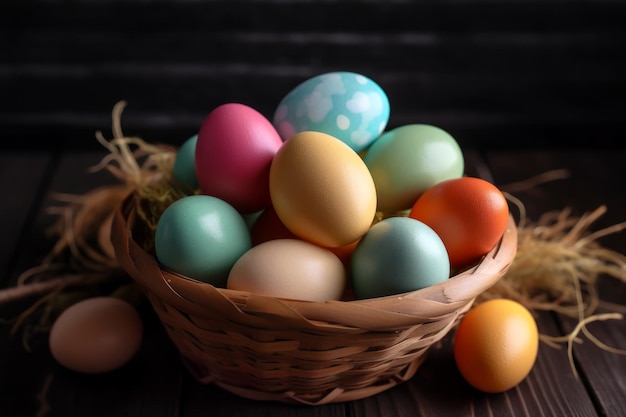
[350,216,450,299]
[269,131,377,248]
[227,239,346,302]
[454,299,539,393]
[409,177,509,268]
[154,195,252,287]
[172,134,199,189]
[273,72,390,153]
[363,124,464,213]
[195,103,283,214]
[49,297,143,374]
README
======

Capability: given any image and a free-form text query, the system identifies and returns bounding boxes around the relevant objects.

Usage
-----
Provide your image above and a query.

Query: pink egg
[195,103,283,213]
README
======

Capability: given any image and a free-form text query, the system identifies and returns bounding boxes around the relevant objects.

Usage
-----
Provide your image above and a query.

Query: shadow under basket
[111,194,518,406]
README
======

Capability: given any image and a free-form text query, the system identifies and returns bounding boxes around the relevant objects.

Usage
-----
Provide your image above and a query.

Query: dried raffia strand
[501,169,571,194]
[540,313,625,379]
[480,205,626,315]
[35,374,54,417]
[44,185,132,271]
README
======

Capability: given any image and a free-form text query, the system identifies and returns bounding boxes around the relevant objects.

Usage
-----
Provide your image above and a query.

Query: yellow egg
[453,299,538,393]
[227,239,346,301]
[269,131,377,247]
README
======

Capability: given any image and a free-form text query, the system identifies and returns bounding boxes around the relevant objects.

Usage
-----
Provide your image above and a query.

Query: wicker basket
[111,193,518,405]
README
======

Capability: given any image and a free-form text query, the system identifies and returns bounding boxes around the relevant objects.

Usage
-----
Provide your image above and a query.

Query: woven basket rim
[112,193,517,327]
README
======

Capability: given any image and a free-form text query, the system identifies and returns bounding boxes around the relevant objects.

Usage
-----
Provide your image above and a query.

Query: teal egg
[363,124,464,213]
[350,217,450,299]
[172,134,199,189]
[155,195,252,287]
[273,71,390,153]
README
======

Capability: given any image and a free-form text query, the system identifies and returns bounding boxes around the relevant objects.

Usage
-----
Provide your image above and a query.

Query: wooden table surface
[1,145,625,417]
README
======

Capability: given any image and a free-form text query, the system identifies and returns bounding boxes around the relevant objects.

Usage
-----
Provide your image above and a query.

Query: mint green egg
[155,195,252,287]
[350,217,450,299]
[172,134,199,189]
[363,124,464,213]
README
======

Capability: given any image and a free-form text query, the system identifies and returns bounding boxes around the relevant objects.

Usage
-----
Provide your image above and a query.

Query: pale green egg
[363,124,464,213]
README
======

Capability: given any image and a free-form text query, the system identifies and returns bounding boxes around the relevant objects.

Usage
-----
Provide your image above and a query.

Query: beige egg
[49,297,143,374]
[227,239,346,302]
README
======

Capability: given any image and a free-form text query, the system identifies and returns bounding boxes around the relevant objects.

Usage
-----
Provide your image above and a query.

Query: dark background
[1,0,625,151]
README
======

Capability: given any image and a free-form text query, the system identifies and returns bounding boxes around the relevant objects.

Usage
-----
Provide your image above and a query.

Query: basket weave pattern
[111,195,518,405]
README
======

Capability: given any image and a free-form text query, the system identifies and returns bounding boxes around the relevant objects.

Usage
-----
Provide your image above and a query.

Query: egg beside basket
[111,189,517,405]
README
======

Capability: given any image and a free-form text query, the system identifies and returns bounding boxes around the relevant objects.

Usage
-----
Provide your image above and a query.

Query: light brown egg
[49,297,143,374]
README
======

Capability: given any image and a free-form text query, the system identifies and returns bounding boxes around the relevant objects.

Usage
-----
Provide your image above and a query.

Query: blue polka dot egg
[273,72,390,153]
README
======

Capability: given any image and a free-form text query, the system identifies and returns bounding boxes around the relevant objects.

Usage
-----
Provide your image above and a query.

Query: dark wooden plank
[485,149,626,417]
[0,150,183,417]
[180,374,348,417]
[0,152,55,280]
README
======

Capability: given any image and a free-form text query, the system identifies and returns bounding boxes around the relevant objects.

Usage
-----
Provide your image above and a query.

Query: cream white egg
[227,239,346,302]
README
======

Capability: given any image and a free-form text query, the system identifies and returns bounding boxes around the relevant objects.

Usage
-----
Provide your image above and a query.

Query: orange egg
[453,299,539,393]
[269,131,377,248]
[409,176,509,268]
